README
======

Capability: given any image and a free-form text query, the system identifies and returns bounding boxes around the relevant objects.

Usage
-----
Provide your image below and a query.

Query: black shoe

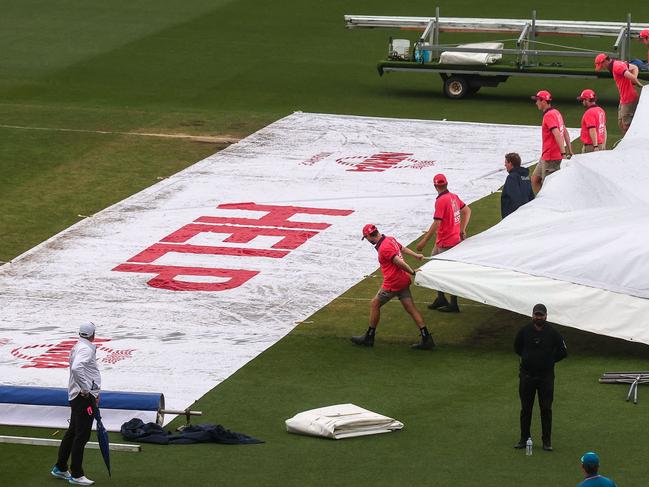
[411,335,435,350]
[513,440,526,449]
[437,304,460,313]
[542,443,553,451]
[427,297,449,310]
[351,334,374,347]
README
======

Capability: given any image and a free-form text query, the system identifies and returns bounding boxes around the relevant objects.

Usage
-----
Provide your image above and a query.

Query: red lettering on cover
[113,264,259,292]
[196,202,353,229]
[127,243,288,263]
[161,224,319,250]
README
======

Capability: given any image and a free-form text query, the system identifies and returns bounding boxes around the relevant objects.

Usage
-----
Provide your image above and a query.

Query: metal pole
[434,6,440,60]
[626,13,632,61]
[531,10,537,66]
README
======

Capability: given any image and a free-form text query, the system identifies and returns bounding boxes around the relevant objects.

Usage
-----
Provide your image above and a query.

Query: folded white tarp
[286,404,404,439]
[416,87,649,345]
[439,42,503,65]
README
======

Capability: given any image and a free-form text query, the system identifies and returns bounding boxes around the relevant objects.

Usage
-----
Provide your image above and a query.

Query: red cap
[594,53,608,70]
[639,29,649,39]
[433,173,448,186]
[530,90,552,102]
[361,223,378,240]
[577,89,596,101]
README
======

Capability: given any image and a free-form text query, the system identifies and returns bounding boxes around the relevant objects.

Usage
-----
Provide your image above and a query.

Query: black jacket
[501,166,534,219]
[514,321,567,375]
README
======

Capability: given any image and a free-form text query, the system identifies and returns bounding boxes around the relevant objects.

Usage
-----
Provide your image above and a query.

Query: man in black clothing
[501,152,534,219]
[513,304,567,452]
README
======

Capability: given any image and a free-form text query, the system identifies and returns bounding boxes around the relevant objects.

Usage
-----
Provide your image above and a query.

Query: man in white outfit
[51,322,101,486]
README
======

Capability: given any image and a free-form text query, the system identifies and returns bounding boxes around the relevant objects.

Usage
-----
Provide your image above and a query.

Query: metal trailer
[345,9,649,98]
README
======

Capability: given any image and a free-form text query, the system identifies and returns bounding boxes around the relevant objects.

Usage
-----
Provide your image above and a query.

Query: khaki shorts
[582,144,595,153]
[532,159,561,181]
[618,102,637,128]
[376,286,412,305]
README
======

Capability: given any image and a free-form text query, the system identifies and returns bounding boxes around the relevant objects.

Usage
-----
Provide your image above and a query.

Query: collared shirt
[580,105,606,145]
[68,337,101,401]
[375,235,411,292]
[541,107,567,161]
[611,60,640,105]
[577,474,618,487]
[434,190,465,248]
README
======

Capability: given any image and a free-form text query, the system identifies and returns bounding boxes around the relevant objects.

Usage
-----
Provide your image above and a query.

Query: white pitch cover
[417,88,649,345]
[0,112,547,429]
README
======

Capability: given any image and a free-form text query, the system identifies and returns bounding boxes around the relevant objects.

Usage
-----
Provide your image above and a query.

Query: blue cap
[581,452,600,466]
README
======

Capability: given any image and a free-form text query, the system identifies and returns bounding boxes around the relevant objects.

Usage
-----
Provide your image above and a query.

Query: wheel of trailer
[443,76,469,99]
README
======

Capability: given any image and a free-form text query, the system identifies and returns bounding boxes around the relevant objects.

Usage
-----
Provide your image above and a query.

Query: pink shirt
[376,236,411,292]
[580,105,606,145]
[434,190,465,248]
[611,60,640,105]
[541,108,566,161]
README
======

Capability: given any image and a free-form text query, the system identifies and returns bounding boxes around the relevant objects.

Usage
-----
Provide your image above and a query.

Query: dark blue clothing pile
[121,418,264,445]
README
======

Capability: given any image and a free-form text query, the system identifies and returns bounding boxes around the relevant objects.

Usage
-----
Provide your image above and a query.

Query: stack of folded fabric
[285,404,403,440]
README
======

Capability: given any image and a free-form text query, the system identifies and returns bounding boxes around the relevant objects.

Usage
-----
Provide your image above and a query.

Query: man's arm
[624,64,644,87]
[460,205,471,239]
[401,246,424,261]
[392,254,416,276]
[588,127,599,150]
[562,129,573,156]
[554,331,568,362]
[416,220,439,251]
[514,328,524,356]
[551,127,567,157]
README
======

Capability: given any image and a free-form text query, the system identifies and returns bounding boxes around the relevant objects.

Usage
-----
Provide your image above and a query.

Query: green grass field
[1,1,649,486]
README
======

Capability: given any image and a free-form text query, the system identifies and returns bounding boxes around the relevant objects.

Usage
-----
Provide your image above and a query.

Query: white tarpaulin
[417,88,649,345]
[285,404,403,439]
[0,112,549,430]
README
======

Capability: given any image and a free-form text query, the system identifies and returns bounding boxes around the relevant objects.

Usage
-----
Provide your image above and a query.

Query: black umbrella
[91,397,111,477]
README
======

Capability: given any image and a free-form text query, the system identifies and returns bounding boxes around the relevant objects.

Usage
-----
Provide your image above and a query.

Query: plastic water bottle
[525,437,533,456]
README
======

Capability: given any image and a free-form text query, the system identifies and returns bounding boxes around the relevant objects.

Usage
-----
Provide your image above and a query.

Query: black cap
[533,303,547,315]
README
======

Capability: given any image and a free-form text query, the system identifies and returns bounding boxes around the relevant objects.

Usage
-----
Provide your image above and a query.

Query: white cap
[79,322,96,338]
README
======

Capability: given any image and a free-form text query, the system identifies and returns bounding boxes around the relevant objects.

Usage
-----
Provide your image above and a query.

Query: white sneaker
[51,466,72,479]
[68,476,95,485]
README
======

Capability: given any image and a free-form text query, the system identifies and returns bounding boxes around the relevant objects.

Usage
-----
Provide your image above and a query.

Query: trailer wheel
[443,76,469,99]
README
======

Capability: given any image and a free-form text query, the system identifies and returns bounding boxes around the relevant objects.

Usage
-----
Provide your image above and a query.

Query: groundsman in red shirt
[577,89,607,153]
[351,224,435,350]
[416,173,471,313]
[530,90,573,194]
[595,53,644,133]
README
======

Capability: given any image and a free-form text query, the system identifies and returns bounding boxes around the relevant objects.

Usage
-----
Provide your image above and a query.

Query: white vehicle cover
[439,42,503,65]
[285,404,403,439]
[416,87,649,345]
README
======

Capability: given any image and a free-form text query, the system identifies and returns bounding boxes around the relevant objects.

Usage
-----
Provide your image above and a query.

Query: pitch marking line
[0,124,240,144]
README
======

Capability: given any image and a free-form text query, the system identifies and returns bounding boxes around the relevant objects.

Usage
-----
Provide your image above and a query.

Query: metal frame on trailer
[344,9,646,98]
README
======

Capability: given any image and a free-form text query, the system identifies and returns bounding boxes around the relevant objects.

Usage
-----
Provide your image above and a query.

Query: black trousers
[519,371,554,444]
[56,394,95,478]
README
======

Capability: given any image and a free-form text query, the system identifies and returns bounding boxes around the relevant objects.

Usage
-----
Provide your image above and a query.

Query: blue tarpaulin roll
[0,385,163,411]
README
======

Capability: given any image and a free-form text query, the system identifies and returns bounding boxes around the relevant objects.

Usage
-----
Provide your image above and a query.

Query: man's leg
[69,395,94,478]
[517,372,536,446]
[618,103,636,134]
[538,374,555,450]
[400,294,435,350]
[351,291,390,346]
[428,246,450,309]
[55,404,78,472]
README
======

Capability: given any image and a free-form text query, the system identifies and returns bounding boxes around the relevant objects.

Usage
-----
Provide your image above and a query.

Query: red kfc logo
[336,152,436,172]
[11,338,134,369]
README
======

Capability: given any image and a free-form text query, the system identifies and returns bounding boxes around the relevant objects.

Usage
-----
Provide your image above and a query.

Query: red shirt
[611,60,640,105]
[434,190,465,248]
[580,105,606,145]
[541,108,566,161]
[375,236,411,291]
